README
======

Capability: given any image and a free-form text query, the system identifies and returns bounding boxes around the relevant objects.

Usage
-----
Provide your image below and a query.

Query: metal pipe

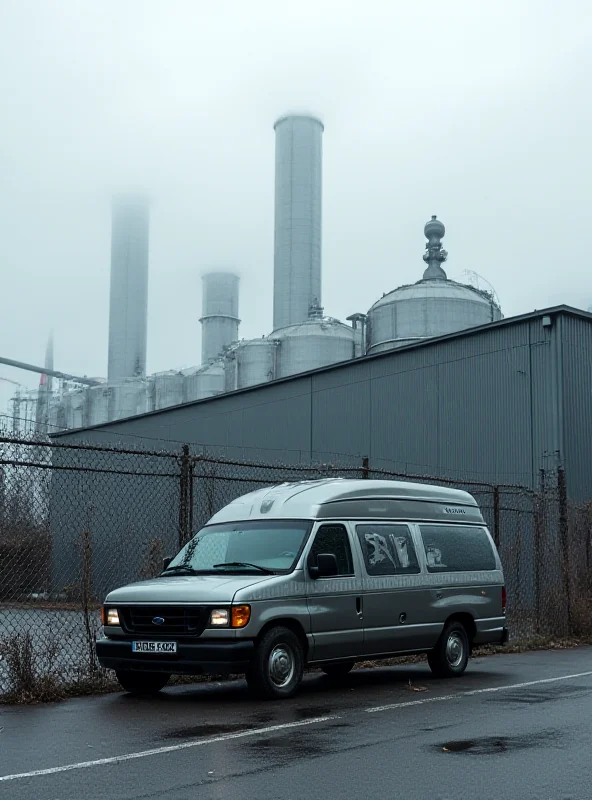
[0,356,100,386]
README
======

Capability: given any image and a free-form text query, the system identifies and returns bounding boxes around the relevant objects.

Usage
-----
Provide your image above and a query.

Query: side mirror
[162,557,172,570]
[309,553,339,579]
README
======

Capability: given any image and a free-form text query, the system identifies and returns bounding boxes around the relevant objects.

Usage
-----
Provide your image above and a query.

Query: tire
[321,662,355,678]
[428,621,470,678]
[116,670,170,695]
[246,626,304,700]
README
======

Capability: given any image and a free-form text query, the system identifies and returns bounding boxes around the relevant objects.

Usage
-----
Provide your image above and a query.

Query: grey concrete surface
[2,647,592,799]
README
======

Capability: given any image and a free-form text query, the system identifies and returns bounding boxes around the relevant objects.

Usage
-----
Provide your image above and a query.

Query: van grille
[120,606,208,637]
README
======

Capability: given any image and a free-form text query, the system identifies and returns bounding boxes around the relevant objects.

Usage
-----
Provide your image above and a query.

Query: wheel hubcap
[268,644,295,687]
[446,632,464,668]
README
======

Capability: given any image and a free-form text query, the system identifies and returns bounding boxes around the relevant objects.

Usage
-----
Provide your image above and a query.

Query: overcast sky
[1,0,591,418]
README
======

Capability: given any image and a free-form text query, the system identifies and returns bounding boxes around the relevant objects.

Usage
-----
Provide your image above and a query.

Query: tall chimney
[273,114,323,331]
[107,195,149,383]
[200,272,240,364]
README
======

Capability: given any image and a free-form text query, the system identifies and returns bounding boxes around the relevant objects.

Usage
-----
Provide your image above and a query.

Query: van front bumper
[96,637,254,675]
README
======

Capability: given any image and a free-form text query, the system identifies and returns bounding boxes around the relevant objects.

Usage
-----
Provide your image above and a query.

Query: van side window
[356,524,420,576]
[309,525,354,576]
[419,525,497,572]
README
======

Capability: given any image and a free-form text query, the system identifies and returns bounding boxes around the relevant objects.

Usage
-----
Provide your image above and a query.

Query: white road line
[0,716,337,783]
[4,669,592,783]
[366,670,592,713]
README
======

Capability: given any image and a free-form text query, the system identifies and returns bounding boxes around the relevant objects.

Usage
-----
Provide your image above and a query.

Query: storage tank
[235,339,278,389]
[109,381,149,420]
[151,371,185,411]
[48,396,65,432]
[272,310,356,379]
[273,114,323,330]
[184,362,225,402]
[87,384,111,427]
[223,347,238,392]
[62,389,87,430]
[200,272,240,364]
[366,216,503,355]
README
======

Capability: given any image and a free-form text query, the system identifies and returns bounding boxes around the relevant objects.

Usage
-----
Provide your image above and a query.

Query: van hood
[104,574,274,605]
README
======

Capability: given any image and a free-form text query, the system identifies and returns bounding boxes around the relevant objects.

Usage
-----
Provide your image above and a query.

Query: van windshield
[163,520,312,575]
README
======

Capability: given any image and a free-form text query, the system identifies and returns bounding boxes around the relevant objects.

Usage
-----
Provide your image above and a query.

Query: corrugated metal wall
[561,314,592,501]
[53,312,591,490]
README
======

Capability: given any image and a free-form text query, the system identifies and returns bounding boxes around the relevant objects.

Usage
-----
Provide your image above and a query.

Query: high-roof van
[96,479,508,699]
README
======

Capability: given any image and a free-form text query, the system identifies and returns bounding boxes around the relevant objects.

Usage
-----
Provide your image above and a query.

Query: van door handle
[356,597,363,616]
[435,591,442,600]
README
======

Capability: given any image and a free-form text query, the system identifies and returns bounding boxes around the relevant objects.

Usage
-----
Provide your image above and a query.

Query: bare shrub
[0,631,64,703]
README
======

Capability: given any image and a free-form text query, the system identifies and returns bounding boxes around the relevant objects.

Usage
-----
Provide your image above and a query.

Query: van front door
[305,523,364,662]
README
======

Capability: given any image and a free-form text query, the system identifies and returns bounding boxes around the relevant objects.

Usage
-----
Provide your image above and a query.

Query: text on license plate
[132,641,177,654]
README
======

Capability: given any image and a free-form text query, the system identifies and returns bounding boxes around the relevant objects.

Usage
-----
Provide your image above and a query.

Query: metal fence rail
[0,433,590,697]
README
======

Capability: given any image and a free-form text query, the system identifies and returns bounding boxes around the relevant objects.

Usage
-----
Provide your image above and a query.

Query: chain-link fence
[0,433,590,698]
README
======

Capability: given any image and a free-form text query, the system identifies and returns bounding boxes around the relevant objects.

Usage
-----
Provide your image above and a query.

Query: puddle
[438,730,559,755]
[295,705,333,720]
[248,733,324,759]
[488,685,591,706]
[163,722,254,739]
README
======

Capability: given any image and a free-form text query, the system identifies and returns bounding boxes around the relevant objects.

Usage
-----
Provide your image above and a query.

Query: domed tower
[365,216,503,354]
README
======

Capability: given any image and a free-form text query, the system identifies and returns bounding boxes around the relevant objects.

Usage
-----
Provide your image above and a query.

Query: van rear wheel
[321,662,355,678]
[428,621,469,678]
[116,670,170,695]
[246,626,304,700]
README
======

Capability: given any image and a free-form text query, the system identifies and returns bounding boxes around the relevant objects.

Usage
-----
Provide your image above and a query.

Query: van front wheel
[428,621,469,678]
[246,626,304,700]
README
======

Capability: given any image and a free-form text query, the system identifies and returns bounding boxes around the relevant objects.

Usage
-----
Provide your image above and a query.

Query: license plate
[132,641,177,654]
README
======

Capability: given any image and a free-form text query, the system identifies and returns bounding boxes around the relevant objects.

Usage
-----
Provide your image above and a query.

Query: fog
[1,0,591,417]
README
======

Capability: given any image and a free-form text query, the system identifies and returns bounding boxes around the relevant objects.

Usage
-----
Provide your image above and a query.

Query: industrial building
[55,305,592,502]
[8,111,506,434]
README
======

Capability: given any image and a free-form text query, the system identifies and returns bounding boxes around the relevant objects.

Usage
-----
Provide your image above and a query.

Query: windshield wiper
[160,565,200,576]
[213,562,275,574]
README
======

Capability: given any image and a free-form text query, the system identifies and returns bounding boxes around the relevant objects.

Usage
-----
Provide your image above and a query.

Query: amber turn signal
[231,605,251,628]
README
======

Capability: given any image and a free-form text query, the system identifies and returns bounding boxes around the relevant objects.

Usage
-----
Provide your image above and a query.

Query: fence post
[178,444,191,549]
[493,486,500,548]
[361,456,369,479]
[557,465,572,635]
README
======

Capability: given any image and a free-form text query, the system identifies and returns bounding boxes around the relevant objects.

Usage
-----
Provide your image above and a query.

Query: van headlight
[208,605,251,628]
[101,607,120,626]
[209,609,229,627]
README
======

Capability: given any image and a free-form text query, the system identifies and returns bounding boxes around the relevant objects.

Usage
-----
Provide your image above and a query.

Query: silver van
[96,479,508,699]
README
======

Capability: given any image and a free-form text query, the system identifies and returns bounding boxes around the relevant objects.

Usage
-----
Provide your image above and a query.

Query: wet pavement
[2,647,592,799]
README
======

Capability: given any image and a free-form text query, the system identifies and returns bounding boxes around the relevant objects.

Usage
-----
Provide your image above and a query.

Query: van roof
[207,478,482,525]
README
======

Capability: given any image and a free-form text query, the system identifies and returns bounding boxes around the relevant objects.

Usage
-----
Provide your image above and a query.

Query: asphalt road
[2,647,592,800]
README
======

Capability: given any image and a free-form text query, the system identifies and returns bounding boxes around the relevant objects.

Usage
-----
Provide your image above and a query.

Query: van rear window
[419,525,497,572]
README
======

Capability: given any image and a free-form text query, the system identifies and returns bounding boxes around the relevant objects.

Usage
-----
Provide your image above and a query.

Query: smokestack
[200,272,240,364]
[35,331,54,433]
[273,114,323,331]
[107,195,149,383]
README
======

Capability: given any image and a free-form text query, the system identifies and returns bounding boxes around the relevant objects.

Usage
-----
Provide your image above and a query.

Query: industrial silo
[223,347,238,392]
[87,384,111,427]
[200,272,240,364]
[184,362,225,402]
[151,371,185,411]
[109,381,149,420]
[107,195,150,383]
[272,309,356,379]
[273,114,323,330]
[235,339,278,389]
[366,216,503,354]
[62,389,87,430]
